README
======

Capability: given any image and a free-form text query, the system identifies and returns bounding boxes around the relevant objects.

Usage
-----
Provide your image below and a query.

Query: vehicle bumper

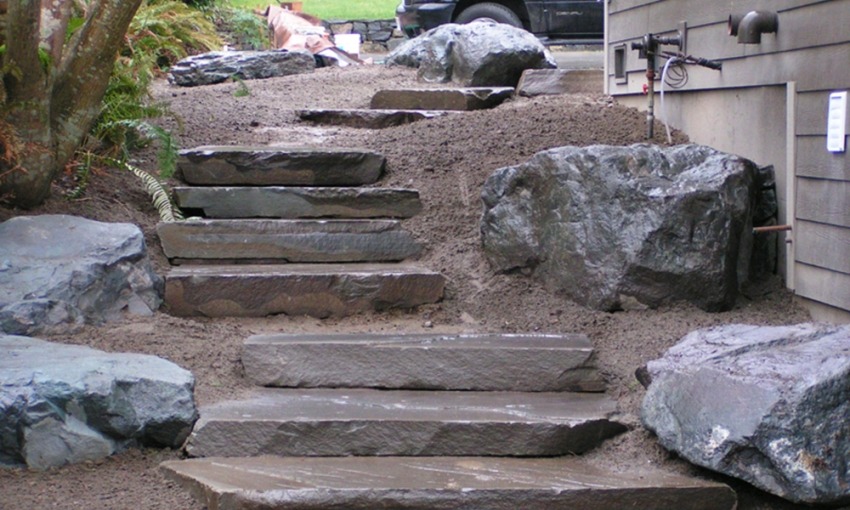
[396,2,455,38]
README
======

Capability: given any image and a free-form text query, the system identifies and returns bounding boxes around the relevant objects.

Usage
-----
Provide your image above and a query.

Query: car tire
[454,3,523,29]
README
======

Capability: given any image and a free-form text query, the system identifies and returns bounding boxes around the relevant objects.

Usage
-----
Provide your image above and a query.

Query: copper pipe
[753,224,792,234]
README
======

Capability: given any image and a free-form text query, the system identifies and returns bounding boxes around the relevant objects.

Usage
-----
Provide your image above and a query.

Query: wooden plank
[796,178,850,227]
[795,263,850,311]
[795,136,850,180]
[795,220,850,274]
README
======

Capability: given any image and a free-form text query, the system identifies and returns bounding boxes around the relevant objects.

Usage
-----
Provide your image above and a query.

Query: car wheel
[454,3,523,29]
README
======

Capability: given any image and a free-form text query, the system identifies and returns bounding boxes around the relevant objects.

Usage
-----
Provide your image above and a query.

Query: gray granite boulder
[480,144,759,312]
[0,335,197,470]
[168,50,315,87]
[0,215,163,335]
[641,323,850,505]
[386,21,556,87]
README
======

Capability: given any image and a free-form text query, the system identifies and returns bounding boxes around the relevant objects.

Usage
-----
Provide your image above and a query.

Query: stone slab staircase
[161,333,737,509]
[159,146,445,318]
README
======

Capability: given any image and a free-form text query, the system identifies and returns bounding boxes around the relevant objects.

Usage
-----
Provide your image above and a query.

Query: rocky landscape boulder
[0,335,198,470]
[480,144,760,312]
[641,323,850,505]
[0,215,162,336]
[168,50,315,87]
[385,21,556,87]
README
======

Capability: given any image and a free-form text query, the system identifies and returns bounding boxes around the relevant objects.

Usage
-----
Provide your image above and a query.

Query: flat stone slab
[156,220,421,264]
[516,68,603,96]
[162,456,737,510]
[297,109,456,128]
[370,87,514,111]
[177,146,385,186]
[164,264,445,318]
[174,187,422,219]
[184,388,626,457]
[243,333,604,392]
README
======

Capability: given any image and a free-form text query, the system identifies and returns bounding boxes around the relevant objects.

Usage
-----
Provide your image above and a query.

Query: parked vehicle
[396,0,603,44]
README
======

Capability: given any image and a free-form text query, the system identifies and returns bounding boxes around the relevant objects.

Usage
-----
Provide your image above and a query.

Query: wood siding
[607,0,850,315]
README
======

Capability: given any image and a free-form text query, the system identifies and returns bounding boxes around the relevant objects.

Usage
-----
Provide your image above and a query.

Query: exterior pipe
[737,11,778,44]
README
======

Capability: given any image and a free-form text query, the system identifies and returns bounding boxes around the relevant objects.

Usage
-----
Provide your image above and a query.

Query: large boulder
[168,50,315,87]
[385,21,556,87]
[0,215,163,335]
[641,323,850,505]
[480,144,759,312]
[0,335,198,470]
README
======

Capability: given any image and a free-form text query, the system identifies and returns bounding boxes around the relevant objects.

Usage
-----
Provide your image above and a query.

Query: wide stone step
[164,264,444,317]
[156,219,421,264]
[177,146,385,186]
[297,108,456,128]
[161,456,737,510]
[184,388,626,458]
[243,333,605,392]
[174,186,422,219]
[370,87,514,111]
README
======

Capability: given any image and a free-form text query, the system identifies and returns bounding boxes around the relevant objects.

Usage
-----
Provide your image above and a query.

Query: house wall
[605,0,850,322]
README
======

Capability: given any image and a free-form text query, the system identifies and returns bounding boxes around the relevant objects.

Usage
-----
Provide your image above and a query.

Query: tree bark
[0,0,143,208]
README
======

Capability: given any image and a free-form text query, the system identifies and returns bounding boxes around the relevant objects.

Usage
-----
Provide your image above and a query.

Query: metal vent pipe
[729,11,778,44]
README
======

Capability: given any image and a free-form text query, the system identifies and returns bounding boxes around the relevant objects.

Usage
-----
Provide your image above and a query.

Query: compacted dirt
[0,63,817,509]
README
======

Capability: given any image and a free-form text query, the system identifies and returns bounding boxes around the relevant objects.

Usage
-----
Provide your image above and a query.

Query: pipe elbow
[735,11,778,44]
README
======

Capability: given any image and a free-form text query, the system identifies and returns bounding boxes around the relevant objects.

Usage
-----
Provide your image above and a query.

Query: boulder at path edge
[0,215,163,336]
[481,144,761,312]
[168,50,315,87]
[386,20,556,87]
[0,335,198,470]
[641,323,850,505]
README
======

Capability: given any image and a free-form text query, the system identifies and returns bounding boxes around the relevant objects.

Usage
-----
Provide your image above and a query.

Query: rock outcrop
[481,144,760,312]
[641,323,850,505]
[385,21,556,87]
[168,50,315,87]
[0,215,162,335]
[0,336,197,470]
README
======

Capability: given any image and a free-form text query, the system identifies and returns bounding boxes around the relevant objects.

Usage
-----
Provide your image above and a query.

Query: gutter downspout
[786,82,797,291]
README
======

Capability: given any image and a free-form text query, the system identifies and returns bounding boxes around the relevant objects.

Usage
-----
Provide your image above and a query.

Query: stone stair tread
[243,332,604,392]
[184,388,626,458]
[173,186,422,219]
[297,108,457,128]
[164,263,444,318]
[370,87,514,111]
[156,219,421,264]
[161,455,737,510]
[177,145,385,186]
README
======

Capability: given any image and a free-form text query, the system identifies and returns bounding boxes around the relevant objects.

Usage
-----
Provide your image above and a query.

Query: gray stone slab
[370,87,514,111]
[173,187,422,219]
[164,264,445,318]
[184,388,626,458]
[297,109,455,128]
[162,456,737,510]
[177,146,385,186]
[243,333,604,392]
[156,220,421,263]
[516,69,604,96]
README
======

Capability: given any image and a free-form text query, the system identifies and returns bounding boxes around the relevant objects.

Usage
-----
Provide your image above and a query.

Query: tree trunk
[0,0,143,209]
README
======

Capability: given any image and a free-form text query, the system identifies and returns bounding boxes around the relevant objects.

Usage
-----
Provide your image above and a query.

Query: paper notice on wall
[827,91,847,153]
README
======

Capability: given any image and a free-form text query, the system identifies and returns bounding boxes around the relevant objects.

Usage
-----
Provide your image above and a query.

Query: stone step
[184,388,626,458]
[161,455,737,510]
[297,108,456,128]
[177,146,385,186]
[243,333,605,392]
[156,219,421,264]
[516,69,604,97]
[164,263,445,318]
[370,87,514,111]
[173,186,422,219]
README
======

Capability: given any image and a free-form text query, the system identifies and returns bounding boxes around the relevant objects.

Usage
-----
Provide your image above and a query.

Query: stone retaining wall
[324,19,406,52]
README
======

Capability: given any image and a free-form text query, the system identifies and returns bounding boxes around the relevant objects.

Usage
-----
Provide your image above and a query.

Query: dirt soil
[0,63,818,509]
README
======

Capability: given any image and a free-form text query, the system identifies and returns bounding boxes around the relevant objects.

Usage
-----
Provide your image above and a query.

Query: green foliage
[104,156,185,222]
[232,76,250,97]
[205,5,269,50]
